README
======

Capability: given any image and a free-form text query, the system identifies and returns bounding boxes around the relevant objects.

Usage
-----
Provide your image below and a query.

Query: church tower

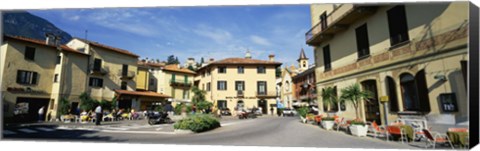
[297,48,308,71]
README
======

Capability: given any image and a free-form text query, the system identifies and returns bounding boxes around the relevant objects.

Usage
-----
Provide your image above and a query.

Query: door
[15,97,50,122]
[361,80,381,124]
[71,102,79,114]
[257,99,267,114]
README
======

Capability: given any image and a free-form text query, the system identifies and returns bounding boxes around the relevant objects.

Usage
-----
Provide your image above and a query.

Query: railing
[305,4,353,42]
[237,90,244,96]
[119,70,135,79]
[90,66,109,75]
[170,79,192,87]
[255,91,277,97]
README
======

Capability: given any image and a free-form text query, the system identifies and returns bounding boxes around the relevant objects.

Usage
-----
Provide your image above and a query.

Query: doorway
[361,80,381,124]
[15,97,50,122]
[257,99,267,114]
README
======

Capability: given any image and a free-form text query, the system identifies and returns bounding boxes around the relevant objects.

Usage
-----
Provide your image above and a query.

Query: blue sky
[29,5,313,67]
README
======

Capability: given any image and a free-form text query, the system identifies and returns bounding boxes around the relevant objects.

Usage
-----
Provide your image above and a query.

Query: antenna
[85,30,88,40]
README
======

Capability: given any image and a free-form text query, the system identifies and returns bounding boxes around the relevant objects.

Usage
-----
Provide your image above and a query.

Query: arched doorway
[361,80,381,124]
[236,100,245,111]
[399,70,431,112]
[257,99,267,114]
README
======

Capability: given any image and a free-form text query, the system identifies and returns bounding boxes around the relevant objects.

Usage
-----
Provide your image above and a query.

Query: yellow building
[307,2,469,125]
[1,35,89,122]
[67,38,148,111]
[136,60,171,110]
[160,64,196,103]
[194,53,282,115]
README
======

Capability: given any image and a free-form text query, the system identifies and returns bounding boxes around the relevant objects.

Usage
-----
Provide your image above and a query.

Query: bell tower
[297,48,308,71]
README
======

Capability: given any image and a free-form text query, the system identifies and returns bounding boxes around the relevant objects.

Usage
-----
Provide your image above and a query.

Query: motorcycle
[238,109,257,119]
[147,111,172,125]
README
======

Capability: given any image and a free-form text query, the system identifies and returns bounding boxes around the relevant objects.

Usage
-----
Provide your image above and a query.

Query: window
[54,74,59,83]
[257,66,266,74]
[24,46,35,61]
[355,24,370,59]
[149,78,155,86]
[217,100,227,110]
[257,81,267,95]
[206,82,211,91]
[320,11,327,31]
[323,45,331,71]
[235,81,245,91]
[217,81,227,90]
[56,55,61,64]
[207,69,211,76]
[184,75,188,84]
[183,90,189,99]
[399,71,433,112]
[93,58,102,71]
[16,70,38,85]
[387,5,410,46]
[237,66,244,74]
[218,66,226,74]
[122,64,128,76]
[89,77,103,87]
[303,62,306,68]
[121,81,127,90]
[171,74,176,81]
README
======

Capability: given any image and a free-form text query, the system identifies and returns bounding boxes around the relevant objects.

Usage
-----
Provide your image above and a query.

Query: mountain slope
[2,11,72,44]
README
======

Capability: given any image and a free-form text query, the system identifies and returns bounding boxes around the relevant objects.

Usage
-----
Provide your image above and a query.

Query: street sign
[379,96,389,103]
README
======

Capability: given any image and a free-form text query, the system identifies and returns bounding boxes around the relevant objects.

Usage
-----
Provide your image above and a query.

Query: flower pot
[349,125,369,137]
[321,120,335,130]
[299,116,307,123]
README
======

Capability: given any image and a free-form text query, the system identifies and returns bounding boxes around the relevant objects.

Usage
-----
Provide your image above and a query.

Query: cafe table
[388,124,414,142]
[447,131,469,148]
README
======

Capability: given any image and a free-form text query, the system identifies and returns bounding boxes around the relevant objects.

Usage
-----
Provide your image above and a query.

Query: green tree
[79,92,97,111]
[339,83,373,120]
[200,57,204,64]
[321,87,338,113]
[191,86,206,104]
[188,65,195,71]
[58,97,71,116]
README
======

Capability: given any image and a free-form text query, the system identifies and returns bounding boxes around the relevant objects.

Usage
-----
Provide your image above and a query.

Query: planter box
[174,129,195,134]
[299,116,307,123]
[349,125,369,137]
[321,120,335,130]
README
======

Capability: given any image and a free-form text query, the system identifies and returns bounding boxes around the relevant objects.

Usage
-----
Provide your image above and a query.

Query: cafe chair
[422,129,454,149]
[387,125,407,144]
[335,117,349,132]
[448,128,468,133]
[369,121,388,139]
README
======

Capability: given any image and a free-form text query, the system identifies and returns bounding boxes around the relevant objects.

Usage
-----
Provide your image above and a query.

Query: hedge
[173,114,221,132]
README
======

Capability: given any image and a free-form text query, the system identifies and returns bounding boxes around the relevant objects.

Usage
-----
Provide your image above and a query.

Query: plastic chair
[387,126,407,144]
[314,115,322,125]
[422,129,454,149]
[369,121,387,139]
[335,117,349,132]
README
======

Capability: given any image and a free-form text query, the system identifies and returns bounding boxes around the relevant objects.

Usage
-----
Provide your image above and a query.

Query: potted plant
[321,117,335,130]
[296,106,309,123]
[340,83,373,137]
[321,87,338,130]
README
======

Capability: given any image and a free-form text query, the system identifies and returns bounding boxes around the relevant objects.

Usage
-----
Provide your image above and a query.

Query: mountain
[2,11,72,44]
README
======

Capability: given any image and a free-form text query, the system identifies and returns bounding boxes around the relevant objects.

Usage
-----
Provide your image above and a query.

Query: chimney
[45,33,55,46]
[268,54,275,62]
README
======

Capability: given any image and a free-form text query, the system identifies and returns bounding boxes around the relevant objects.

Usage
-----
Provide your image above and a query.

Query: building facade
[157,64,195,103]
[1,35,89,122]
[292,65,317,108]
[307,2,469,125]
[194,53,282,115]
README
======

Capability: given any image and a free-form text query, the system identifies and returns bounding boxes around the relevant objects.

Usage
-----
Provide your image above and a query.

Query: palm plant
[340,83,373,121]
[321,87,337,114]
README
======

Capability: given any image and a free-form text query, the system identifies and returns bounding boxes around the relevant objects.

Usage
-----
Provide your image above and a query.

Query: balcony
[90,66,109,75]
[237,90,244,97]
[170,79,192,87]
[255,91,277,98]
[119,70,135,79]
[305,4,378,46]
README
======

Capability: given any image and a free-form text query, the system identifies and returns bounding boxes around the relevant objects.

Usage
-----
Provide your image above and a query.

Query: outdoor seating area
[298,112,469,149]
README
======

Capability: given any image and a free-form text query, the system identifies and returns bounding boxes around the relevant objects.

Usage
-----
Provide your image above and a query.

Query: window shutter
[415,70,431,113]
[99,79,103,87]
[16,70,22,83]
[31,72,38,84]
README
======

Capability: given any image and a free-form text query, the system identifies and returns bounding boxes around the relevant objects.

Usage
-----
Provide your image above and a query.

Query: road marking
[3,130,17,135]
[36,127,55,132]
[155,127,163,131]
[99,130,175,135]
[18,128,37,133]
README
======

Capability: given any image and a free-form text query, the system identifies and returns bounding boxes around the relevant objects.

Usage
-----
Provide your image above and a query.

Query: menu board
[439,93,458,112]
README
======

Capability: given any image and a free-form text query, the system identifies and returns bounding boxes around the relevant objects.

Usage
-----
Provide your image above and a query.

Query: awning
[114,90,171,98]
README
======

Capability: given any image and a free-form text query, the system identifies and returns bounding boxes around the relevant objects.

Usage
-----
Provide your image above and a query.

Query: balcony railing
[305,4,378,46]
[90,66,109,75]
[119,70,135,79]
[237,90,244,96]
[255,91,277,98]
[170,79,192,87]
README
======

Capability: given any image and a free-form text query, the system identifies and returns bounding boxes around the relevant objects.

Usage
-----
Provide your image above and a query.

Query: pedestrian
[38,106,45,122]
[95,104,102,125]
[270,107,274,116]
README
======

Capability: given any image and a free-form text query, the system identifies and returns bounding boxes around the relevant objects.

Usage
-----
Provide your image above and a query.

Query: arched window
[400,73,419,111]
[385,76,399,112]
[303,62,306,68]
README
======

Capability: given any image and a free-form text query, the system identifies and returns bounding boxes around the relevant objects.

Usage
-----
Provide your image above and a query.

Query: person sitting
[116,109,124,120]
[80,110,89,123]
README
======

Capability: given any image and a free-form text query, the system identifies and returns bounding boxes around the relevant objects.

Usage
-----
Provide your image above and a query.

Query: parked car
[282,108,296,116]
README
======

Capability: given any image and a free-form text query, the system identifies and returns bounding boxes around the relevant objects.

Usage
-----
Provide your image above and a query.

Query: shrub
[322,117,335,121]
[174,103,192,115]
[174,114,221,132]
[296,106,309,117]
[349,120,366,126]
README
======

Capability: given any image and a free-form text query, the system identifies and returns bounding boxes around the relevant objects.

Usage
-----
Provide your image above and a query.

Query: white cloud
[69,15,80,21]
[193,25,233,44]
[250,35,272,46]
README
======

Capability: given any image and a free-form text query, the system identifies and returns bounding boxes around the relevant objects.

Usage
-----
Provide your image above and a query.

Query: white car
[282,108,296,116]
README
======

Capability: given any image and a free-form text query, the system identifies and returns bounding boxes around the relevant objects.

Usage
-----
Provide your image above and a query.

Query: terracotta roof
[74,38,139,58]
[163,64,196,75]
[198,57,282,71]
[137,61,165,68]
[115,89,170,98]
[3,35,89,56]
